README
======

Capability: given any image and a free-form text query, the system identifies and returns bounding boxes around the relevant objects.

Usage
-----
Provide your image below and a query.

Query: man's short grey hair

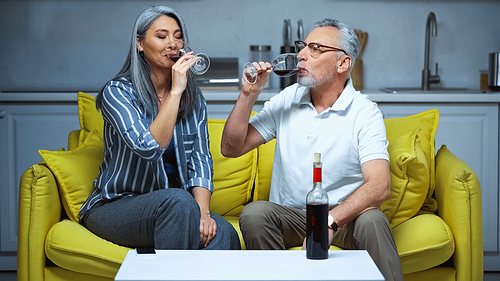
[314,19,360,71]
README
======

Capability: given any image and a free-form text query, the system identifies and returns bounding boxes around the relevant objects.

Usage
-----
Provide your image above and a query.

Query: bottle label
[313,167,322,182]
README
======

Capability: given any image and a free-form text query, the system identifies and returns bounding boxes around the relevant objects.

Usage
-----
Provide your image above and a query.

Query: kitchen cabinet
[0,97,79,270]
[364,92,500,271]
[1,89,500,271]
[377,103,498,255]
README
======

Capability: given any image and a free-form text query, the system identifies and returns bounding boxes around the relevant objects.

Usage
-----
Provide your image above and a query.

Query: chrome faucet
[422,12,440,90]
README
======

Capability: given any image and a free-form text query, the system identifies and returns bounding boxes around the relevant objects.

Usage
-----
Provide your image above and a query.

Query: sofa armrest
[434,145,483,281]
[18,163,63,281]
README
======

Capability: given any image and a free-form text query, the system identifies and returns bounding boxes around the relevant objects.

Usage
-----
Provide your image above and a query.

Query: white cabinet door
[0,103,79,270]
[378,103,499,253]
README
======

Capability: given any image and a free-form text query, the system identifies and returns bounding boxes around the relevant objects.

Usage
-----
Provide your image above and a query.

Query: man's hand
[241,62,272,97]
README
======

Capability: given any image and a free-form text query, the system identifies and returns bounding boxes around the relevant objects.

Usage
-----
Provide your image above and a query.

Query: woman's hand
[170,51,195,96]
[241,61,272,97]
[191,187,216,248]
[199,212,217,248]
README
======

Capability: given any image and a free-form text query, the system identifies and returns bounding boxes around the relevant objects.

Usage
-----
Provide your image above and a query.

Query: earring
[138,50,144,57]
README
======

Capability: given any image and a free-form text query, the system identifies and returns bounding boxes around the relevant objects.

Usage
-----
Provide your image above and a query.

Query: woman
[79,5,240,250]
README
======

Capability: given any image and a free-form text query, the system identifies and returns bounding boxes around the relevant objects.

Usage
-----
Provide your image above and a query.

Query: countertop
[2,88,500,103]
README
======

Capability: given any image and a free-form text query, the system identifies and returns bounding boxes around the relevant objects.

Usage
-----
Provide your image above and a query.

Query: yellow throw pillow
[38,130,104,222]
[208,119,257,216]
[78,91,104,144]
[381,128,430,228]
[384,109,439,214]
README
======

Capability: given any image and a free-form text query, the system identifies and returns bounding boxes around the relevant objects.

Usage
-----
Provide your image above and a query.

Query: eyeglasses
[295,40,347,58]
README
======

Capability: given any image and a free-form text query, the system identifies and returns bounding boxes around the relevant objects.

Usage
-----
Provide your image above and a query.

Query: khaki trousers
[239,201,403,281]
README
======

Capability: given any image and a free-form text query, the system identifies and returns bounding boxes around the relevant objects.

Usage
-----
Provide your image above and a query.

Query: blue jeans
[81,188,240,250]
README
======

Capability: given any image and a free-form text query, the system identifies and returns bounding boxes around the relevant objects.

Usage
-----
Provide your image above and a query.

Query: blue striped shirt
[79,77,213,218]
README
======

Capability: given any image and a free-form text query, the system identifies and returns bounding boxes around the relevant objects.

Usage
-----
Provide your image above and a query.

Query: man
[221,19,403,281]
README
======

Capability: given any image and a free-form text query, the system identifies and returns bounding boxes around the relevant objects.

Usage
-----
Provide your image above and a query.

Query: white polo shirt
[250,79,389,210]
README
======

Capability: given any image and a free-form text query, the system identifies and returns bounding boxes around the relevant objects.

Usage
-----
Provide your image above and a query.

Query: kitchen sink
[379,87,468,94]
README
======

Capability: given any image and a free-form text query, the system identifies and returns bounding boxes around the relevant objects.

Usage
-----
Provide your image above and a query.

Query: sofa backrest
[207,119,257,216]
[71,92,440,228]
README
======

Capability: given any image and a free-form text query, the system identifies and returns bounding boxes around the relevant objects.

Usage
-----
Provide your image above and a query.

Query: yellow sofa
[18,92,483,281]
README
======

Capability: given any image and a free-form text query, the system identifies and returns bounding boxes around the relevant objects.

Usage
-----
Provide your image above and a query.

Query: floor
[1,271,499,280]
[485,272,500,281]
[0,271,16,281]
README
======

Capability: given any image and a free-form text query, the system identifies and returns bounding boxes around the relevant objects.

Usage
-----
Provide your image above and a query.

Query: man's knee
[239,201,287,249]
[354,209,393,244]
[356,209,390,229]
[239,201,284,238]
[240,201,276,228]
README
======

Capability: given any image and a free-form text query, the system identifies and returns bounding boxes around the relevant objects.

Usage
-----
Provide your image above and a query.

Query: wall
[1,0,499,91]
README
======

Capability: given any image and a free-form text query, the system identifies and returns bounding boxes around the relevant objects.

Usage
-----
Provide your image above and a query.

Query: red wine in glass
[273,69,298,77]
[243,53,298,84]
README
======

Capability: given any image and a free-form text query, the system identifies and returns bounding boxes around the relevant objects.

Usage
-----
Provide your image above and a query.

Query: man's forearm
[220,92,258,157]
[330,159,391,227]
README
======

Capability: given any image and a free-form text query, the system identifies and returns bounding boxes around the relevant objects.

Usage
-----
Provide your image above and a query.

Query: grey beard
[298,76,315,87]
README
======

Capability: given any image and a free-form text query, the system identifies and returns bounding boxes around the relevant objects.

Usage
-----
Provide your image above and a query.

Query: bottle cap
[314,153,321,164]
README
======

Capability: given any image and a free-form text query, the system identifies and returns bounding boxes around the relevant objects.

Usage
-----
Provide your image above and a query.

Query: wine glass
[171,41,210,75]
[243,53,298,84]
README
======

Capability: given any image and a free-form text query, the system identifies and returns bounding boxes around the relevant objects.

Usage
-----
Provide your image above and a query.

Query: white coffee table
[115,250,384,281]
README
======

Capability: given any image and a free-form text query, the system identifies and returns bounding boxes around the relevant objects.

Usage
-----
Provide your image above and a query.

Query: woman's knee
[210,213,241,249]
[155,189,200,216]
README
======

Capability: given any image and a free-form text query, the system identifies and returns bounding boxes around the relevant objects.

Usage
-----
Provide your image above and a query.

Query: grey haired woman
[79,5,240,250]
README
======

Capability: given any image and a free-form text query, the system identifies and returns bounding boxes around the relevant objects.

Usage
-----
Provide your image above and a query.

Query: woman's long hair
[95,5,199,119]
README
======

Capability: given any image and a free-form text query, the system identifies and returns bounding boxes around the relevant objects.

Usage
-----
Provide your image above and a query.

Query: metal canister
[250,45,272,89]
[280,45,296,90]
[489,52,500,91]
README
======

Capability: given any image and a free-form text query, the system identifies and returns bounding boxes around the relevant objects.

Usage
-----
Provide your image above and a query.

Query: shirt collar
[298,77,355,112]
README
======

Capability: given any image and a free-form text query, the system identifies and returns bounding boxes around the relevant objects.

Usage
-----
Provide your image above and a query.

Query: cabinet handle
[0,110,5,119]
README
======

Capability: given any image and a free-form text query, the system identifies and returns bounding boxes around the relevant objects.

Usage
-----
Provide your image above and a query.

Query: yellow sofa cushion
[381,128,430,228]
[45,267,113,281]
[223,215,246,250]
[45,219,130,278]
[384,109,439,213]
[393,214,455,274]
[208,119,256,216]
[78,91,104,144]
[38,130,103,222]
[403,267,456,281]
[254,139,276,201]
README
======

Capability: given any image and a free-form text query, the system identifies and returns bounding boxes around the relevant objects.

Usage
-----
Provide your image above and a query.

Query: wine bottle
[306,153,329,259]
